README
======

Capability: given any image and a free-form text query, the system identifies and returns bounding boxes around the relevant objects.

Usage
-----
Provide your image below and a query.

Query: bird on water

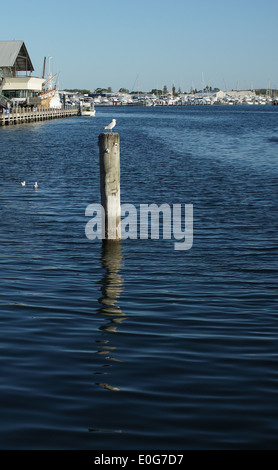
[34,182,38,190]
[21,181,26,186]
[104,119,116,132]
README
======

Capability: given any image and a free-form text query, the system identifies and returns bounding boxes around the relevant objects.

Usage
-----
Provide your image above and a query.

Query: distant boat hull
[81,109,96,116]
[80,103,96,116]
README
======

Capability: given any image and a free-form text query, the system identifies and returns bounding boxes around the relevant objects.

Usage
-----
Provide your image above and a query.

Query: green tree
[94,87,111,94]
[64,88,91,94]
[151,89,162,95]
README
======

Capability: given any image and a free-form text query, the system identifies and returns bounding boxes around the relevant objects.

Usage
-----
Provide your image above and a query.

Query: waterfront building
[0,40,44,106]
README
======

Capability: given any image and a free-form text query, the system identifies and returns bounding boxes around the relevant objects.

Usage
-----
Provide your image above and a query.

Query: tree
[151,89,162,95]
[64,88,91,94]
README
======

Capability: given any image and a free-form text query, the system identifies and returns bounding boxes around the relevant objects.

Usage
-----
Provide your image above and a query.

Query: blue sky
[2,0,278,92]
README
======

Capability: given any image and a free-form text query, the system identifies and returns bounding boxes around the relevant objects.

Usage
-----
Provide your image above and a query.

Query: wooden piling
[98,132,121,240]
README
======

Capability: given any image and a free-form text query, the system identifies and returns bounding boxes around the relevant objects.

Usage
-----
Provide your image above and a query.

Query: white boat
[49,88,62,108]
[80,102,96,116]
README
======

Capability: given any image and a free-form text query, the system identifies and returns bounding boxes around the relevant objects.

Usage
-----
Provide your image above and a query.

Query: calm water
[0,105,278,450]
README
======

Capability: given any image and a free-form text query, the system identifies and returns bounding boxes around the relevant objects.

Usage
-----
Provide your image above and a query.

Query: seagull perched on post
[104,119,116,132]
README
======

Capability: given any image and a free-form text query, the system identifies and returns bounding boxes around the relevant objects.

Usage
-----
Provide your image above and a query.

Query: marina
[1,40,277,130]
[62,88,277,109]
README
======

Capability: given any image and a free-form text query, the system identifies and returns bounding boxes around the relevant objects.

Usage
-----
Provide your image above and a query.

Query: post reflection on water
[96,240,125,392]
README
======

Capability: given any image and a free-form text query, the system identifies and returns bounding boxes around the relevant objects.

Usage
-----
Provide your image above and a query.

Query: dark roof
[0,40,34,71]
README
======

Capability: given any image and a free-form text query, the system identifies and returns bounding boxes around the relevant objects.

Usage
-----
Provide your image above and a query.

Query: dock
[0,106,79,126]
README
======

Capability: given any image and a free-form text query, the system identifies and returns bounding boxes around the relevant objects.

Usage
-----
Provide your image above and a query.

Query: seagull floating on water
[104,119,116,132]
[34,182,38,190]
[21,181,26,187]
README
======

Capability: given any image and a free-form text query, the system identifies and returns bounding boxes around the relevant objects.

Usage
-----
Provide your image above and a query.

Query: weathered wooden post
[98,131,121,240]
[1,108,5,126]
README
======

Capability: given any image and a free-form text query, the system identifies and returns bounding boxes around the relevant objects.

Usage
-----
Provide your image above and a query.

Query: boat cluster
[181,91,275,106]
[60,90,278,108]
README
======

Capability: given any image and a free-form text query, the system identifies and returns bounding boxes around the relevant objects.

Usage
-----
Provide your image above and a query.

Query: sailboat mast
[47,56,53,90]
[42,56,46,79]
[137,73,139,99]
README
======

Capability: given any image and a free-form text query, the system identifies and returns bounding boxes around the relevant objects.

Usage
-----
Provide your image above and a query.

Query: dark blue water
[0,105,278,450]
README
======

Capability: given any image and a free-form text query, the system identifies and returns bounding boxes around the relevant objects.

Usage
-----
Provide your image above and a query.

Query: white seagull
[34,182,38,190]
[21,181,26,187]
[104,119,116,132]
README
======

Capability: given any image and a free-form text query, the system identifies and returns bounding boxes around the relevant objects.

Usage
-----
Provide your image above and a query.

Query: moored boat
[80,101,96,116]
